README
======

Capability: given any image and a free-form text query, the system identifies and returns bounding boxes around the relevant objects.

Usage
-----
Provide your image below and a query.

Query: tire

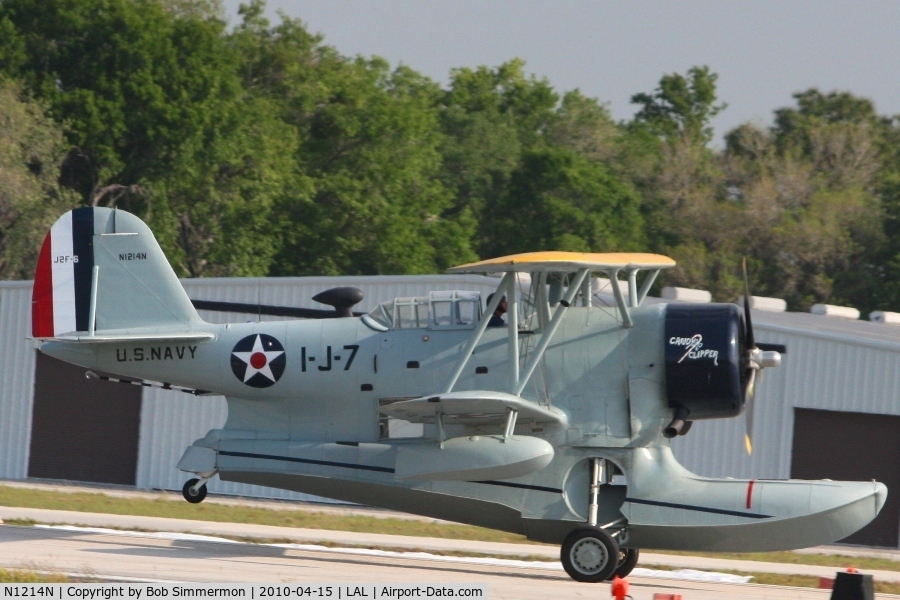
[182,478,208,504]
[560,528,619,583]
[609,547,639,580]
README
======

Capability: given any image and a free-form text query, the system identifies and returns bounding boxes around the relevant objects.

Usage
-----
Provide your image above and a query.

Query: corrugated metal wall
[0,283,38,479]
[134,275,500,497]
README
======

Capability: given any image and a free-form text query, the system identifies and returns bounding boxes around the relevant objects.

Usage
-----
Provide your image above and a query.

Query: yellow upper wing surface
[447,251,676,274]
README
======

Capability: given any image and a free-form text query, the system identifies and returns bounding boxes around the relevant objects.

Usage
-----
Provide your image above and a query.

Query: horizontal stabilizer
[380,390,567,426]
[52,331,215,343]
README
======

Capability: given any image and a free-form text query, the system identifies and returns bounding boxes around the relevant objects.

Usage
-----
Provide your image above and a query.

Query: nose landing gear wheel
[560,528,619,583]
[609,547,639,580]
[182,478,208,504]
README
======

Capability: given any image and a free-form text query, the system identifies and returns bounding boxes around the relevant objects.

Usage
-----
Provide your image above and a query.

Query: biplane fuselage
[34,207,887,582]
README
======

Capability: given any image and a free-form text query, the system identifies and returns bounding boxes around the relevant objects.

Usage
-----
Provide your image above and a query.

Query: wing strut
[445,264,651,398]
[607,270,633,328]
[637,269,660,305]
[88,265,100,336]
[443,271,515,393]
[506,273,519,392]
[503,407,518,440]
[512,268,589,396]
[627,269,638,307]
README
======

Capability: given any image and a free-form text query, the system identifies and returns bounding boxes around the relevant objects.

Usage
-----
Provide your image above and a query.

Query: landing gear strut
[610,547,639,580]
[182,478,209,504]
[560,527,619,583]
[562,456,636,583]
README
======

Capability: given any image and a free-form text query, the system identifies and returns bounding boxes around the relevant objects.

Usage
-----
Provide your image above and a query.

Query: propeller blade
[744,369,756,455]
[742,259,757,457]
[742,257,755,350]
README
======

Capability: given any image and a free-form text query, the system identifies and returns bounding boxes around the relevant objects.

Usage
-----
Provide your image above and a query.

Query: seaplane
[31,207,887,582]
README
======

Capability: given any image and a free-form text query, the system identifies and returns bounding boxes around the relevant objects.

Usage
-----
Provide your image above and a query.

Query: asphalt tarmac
[2,506,899,584]
[0,524,842,600]
[1,481,897,598]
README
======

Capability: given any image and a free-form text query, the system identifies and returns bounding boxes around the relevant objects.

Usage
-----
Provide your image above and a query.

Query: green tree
[484,148,645,257]
[0,79,76,279]
[631,66,726,144]
[0,0,302,277]
[717,90,886,310]
[547,90,620,163]
[438,60,559,257]
[625,67,727,295]
[231,5,461,275]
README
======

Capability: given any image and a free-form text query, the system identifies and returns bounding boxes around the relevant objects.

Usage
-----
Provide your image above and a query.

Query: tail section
[32,207,202,339]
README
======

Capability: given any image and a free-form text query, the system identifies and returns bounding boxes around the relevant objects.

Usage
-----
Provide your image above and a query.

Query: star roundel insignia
[230,334,286,388]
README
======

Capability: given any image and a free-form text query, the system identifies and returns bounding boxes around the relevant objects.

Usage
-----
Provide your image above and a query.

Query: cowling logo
[669,334,719,366]
[231,334,286,388]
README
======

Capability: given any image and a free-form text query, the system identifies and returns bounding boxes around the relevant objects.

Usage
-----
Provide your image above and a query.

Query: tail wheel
[609,548,639,580]
[182,478,208,504]
[560,528,619,583]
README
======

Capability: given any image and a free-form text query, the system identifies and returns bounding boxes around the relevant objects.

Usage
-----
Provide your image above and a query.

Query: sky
[222,1,900,143]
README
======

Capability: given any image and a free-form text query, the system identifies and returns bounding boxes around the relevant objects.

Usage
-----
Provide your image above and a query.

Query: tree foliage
[0,0,899,317]
[631,66,726,144]
[0,79,76,279]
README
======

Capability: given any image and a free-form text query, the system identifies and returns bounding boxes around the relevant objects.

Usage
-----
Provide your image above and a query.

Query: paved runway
[0,524,843,600]
[3,506,899,584]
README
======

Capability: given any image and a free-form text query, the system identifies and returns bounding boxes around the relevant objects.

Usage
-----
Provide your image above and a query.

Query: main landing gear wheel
[182,478,208,504]
[609,548,639,580]
[560,528,619,583]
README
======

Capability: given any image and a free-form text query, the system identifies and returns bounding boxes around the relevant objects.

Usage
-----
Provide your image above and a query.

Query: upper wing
[447,251,675,274]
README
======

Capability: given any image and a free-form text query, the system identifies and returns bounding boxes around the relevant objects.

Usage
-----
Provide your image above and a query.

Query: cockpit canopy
[364,290,482,331]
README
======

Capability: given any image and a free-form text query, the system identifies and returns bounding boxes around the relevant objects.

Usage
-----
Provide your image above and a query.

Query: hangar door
[28,352,142,484]
[791,408,900,547]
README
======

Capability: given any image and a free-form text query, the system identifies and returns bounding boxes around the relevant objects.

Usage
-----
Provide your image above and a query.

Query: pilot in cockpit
[486,293,507,327]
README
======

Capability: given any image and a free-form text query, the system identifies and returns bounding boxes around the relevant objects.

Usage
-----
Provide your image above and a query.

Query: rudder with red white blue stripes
[32,207,201,338]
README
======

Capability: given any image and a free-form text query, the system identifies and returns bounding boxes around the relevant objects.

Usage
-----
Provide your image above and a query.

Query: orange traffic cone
[611,576,629,600]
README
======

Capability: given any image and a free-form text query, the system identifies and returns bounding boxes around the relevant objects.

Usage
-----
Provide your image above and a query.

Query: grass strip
[0,568,69,583]
[641,564,900,594]
[0,485,533,544]
[651,549,900,573]
[718,570,900,595]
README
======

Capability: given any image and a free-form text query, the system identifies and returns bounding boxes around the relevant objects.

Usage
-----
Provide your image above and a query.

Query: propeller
[740,258,783,455]
[742,258,756,454]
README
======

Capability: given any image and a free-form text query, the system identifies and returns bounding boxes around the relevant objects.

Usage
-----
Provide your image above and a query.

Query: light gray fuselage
[42,303,886,550]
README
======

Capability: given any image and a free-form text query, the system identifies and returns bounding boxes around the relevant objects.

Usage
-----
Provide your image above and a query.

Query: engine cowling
[664,303,746,422]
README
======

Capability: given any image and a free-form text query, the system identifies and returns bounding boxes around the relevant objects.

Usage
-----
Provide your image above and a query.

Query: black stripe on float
[624,497,772,519]
[72,207,94,332]
[218,450,395,473]
[474,480,563,494]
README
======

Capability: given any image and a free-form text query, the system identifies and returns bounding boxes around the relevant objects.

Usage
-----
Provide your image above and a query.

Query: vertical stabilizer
[32,207,202,338]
